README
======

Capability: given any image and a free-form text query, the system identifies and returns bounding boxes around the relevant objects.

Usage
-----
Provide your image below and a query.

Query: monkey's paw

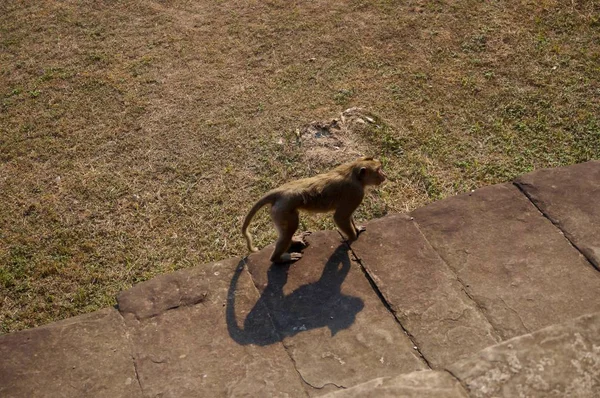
[290,232,311,251]
[274,252,303,263]
[289,252,303,261]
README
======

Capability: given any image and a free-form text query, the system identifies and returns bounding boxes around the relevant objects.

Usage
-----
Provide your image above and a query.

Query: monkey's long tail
[241,192,277,253]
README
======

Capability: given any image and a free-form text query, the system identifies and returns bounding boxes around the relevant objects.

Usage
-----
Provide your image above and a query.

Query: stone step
[115,257,307,397]
[515,160,600,270]
[245,230,428,395]
[351,213,500,369]
[411,182,600,341]
[448,311,600,397]
[320,370,467,398]
[320,311,600,398]
[0,308,142,398]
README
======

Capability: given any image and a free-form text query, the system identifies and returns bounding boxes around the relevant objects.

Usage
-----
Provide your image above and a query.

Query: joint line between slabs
[340,231,433,370]
[513,181,600,272]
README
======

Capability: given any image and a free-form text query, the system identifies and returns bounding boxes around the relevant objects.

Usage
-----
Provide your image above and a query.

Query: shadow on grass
[226,244,364,346]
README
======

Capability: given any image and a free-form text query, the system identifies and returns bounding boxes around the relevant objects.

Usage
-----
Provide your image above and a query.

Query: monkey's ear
[358,167,367,178]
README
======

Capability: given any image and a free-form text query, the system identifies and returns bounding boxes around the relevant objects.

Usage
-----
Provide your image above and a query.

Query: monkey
[242,157,386,263]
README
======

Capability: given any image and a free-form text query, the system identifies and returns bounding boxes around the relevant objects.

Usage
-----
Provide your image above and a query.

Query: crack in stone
[240,259,312,397]
[319,382,347,390]
[131,355,145,395]
[66,382,84,394]
[114,309,145,396]
[163,293,208,314]
[282,341,346,391]
[410,220,502,342]
[459,287,489,323]
[443,368,470,396]
[341,232,433,370]
[514,181,600,272]
[117,292,208,322]
[445,308,468,323]
[499,297,530,334]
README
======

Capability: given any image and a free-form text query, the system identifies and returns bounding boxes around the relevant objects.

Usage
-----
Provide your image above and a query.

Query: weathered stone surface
[449,312,600,398]
[116,263,212,320]
[245,231,427,394]
[118,257,307,397]
[515,160,600,270]
[320,370,468,398]
[412,183,600,340]
[350,213,500,368]
[0,308,141,398]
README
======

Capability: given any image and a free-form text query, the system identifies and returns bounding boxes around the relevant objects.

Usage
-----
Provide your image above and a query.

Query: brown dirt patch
[296,107,379,165]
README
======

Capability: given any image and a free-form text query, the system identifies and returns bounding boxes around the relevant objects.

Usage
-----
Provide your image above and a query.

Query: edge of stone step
[320,311,600,398]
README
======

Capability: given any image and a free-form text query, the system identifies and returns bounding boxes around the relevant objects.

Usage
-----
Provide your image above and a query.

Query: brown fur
[242,157,386,263]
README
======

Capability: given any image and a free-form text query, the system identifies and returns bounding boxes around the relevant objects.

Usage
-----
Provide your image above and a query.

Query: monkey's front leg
[351,219,366,237]
[334,209,361,243]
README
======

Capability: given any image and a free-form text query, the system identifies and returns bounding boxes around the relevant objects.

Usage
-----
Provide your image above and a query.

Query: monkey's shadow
[226,245,364,346]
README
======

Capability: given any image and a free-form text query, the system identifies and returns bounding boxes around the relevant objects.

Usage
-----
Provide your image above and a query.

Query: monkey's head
[355,157,386,186]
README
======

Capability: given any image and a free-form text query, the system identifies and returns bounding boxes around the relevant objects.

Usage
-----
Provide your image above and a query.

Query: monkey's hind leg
[270,208,302,263]
[289,231,311,252]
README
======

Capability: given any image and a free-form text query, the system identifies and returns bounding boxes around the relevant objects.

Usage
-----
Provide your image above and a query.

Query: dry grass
[1,0,599,333]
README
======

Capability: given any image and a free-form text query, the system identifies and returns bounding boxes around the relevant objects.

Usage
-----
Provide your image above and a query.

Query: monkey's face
[375,165,386,185]
[358,160,386,186]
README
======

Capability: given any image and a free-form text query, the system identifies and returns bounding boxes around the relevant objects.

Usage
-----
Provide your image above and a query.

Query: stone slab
[0,308,142,398]
[350,213,500,368]
[320,370,468,398]
[116,261,212,320]
[515,160,600,270]
[117,257,307,397]
[449,311,600,398]
[411,183,600,340]
[245,230,427,394]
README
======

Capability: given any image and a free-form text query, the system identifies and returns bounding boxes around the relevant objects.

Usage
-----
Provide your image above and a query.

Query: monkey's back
[274,171,362,213]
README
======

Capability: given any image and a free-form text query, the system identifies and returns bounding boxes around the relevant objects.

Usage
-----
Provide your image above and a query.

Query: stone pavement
[1,160,599,397]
